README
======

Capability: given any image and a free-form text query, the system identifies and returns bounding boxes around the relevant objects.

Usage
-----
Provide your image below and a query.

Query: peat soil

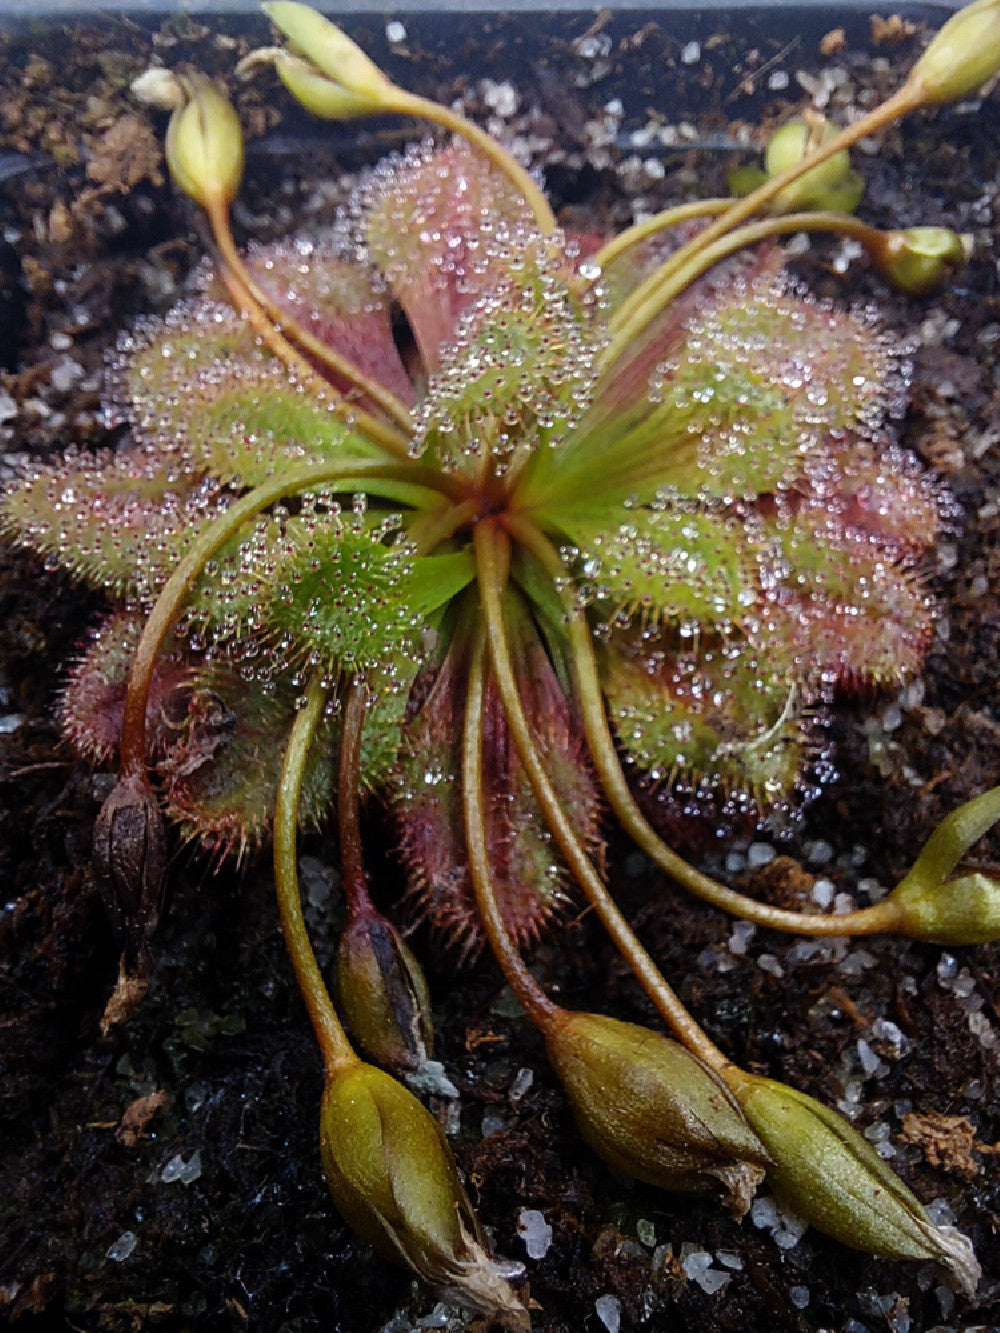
[0,8,999,1332]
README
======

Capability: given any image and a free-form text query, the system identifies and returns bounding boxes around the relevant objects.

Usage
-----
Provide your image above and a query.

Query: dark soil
[1,7,998,1332]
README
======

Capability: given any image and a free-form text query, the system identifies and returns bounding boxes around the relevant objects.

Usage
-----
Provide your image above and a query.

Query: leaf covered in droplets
[360,143,541,375]
[264,503,475,676]
[601,637,807,802]
[410,240,600,477]
[540,253,896,517]
[241,242,416,409]
[565,505,755,635]
[59,611,193,763]
[0,445,228,598]
[0,136,950,955]
[121,300,384,486]
[751,506,936,686]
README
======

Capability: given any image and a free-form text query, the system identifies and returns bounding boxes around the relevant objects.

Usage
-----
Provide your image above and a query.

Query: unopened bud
[272,52,388,120]
[765,118,864,214]
[255,2,396,120]
[867,225,971,295]
[320,1061,528,1328]
[908,0,1000,105]
[887,786,1000,942]
[545,1011,768,1216]
[165,73,244,209]
[736,1074,981,1296]
[93,770,168,952]
[337,907,434,1073]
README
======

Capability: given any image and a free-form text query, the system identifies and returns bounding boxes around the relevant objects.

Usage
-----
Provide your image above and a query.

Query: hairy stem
[207,199,415,435]
[462,621,558,1027]
[474,519,730,1067]
[275,673,357,1075]
[507,515,900,939]
[119,458,438,776]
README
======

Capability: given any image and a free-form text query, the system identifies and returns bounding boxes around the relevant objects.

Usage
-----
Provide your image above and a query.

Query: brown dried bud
[337,907,434,1073]
[93,771,168,960]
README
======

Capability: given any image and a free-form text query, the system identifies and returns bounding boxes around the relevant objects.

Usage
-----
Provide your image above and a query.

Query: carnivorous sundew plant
[4,0,1000,1323]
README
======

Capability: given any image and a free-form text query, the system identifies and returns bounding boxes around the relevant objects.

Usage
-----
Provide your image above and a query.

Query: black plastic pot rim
[0,0,965,14]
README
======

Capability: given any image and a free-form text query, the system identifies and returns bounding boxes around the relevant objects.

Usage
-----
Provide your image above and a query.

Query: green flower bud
[545,1011,769,1217]
[164,74,244,209]
[737,1074,981,1296]
[260,2,396,119]
[893,871,1000,944]
[337,907,434,1073]
[764,119,864,214]
[887,785,1000,942]
[320,1061,528,1328]
[728,163,768,198]
[909,0,1000,106]
[866,225,971,295]
[272,51,387,121]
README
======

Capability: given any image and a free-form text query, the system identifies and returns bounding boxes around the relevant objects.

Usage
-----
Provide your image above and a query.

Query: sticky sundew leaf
[241,241,416,410]
[394,605,602,957]
[565,505,756,636]
[121,300,381,487]
[58,611,193,763]
[410,237,600,477]
[644,275,893,501]
[56,608,409,850]
[0,444,230,598]
[541,258,894,513]
[750,507,936,687]
[160,663,336,857]
[359,142,541,375]
[601,639,808,802]
[264,498,475,676]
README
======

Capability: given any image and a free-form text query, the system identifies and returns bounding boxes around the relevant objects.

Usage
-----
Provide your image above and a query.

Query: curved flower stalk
[2,0,999,1307]
[274,678,527,1326]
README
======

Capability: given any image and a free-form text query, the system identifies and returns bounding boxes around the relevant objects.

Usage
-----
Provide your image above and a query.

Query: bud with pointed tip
[93,770,168,959]
[544,1010,769,1217]
[320,1060,528,1328]
[258,2,397,120]
[736,1073,981,1296]
[165,73,244,210]
[886,785,1000,943]
[908,0,1000,105]
[866,225,971,295]
[337,906,434,1073]
[271,51,390,120]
